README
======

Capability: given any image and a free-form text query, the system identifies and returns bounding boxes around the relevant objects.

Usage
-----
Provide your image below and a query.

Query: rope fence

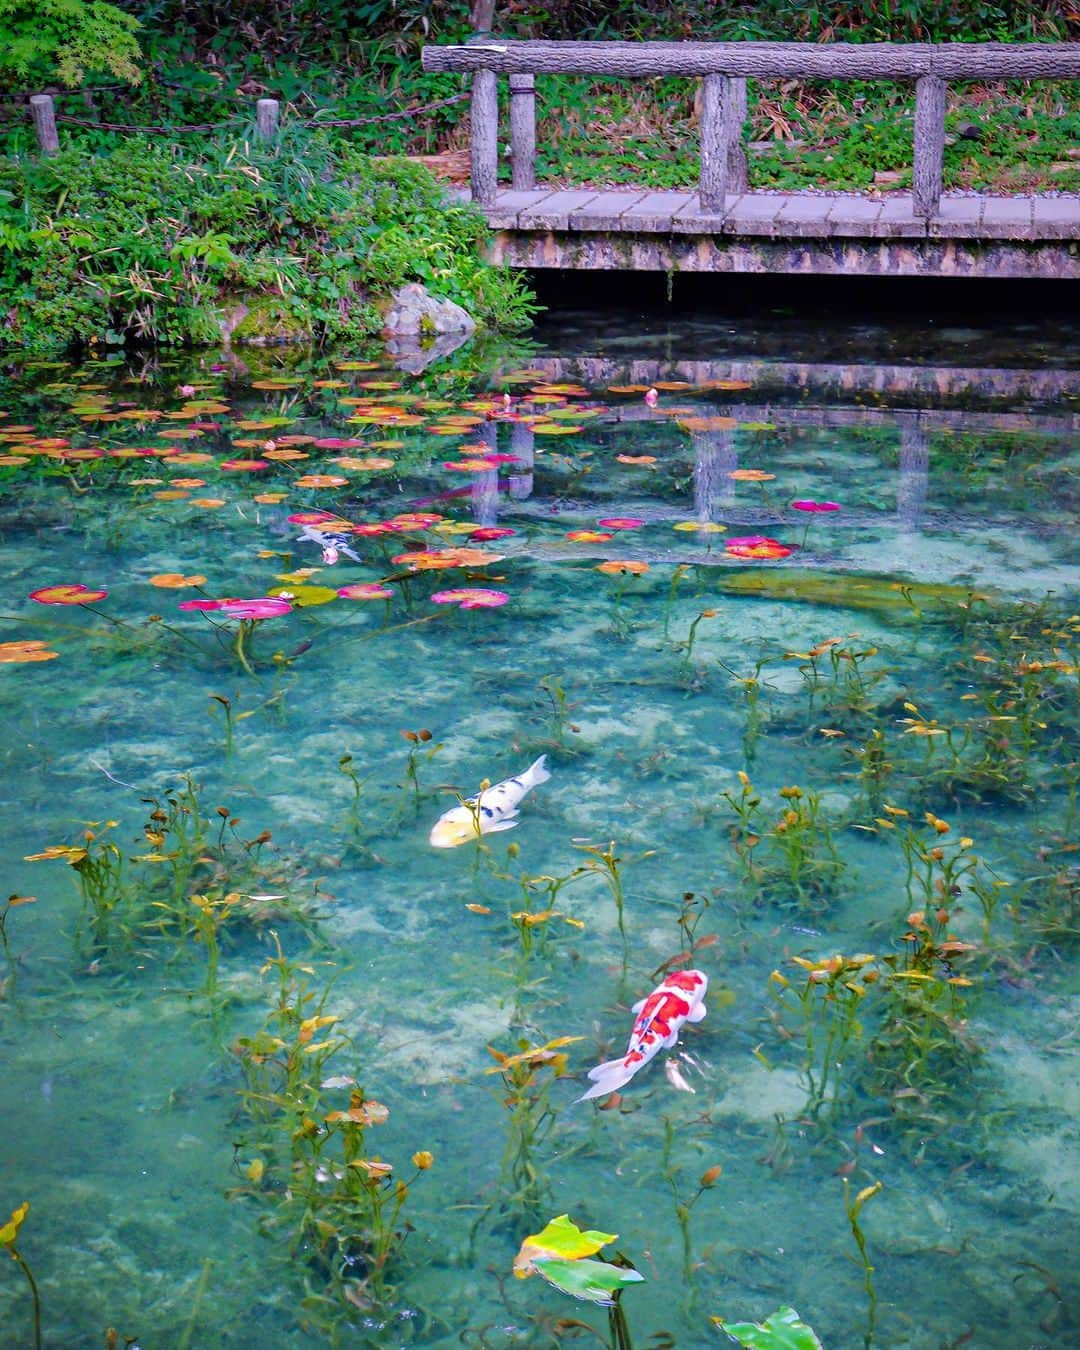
[22,90,470,152]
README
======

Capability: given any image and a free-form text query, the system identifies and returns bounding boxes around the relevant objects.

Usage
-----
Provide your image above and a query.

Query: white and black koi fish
[296,522,362,564]
[578,970,708,1102]
[429,755,551,848]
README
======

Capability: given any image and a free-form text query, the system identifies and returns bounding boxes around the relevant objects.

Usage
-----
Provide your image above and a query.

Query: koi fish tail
[522,754,551,789]
[576,1057,636,1103]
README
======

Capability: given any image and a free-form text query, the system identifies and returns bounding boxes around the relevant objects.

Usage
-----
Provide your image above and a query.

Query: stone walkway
[466,187,1080,240]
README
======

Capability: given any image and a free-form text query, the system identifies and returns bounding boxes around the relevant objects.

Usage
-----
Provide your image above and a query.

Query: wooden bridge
[422,40,1080,279]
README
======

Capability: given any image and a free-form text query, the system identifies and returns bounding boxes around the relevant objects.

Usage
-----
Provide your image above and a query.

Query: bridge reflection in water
[433,352,1077,578]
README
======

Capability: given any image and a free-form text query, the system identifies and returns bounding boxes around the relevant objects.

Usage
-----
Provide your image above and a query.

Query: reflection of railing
[421,40,1080,218]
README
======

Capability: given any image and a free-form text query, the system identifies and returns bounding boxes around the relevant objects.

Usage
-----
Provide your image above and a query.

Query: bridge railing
[421,40,1080,219]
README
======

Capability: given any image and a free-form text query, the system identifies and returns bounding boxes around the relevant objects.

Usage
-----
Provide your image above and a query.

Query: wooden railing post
[699,74,725,211]
[256,98,280,141]
[700,75,748,211]
[30,95,59,156]
[724,76,749,192]
[470,68,499,205]
[913,74,946,218]
[509,73,536,190]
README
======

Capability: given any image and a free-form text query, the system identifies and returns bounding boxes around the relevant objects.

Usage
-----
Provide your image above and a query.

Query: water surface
[0,313,1077,1348]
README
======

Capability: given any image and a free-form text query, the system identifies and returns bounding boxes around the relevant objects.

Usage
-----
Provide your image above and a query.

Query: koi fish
[428,755,551,848]
[296,523,362,564]
[578,969,708,1102]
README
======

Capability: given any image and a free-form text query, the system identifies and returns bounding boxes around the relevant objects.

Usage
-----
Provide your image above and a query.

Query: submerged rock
[382,283,477,337]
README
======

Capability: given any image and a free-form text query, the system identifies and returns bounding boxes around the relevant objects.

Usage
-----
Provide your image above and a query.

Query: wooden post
[913,74,946,218]
[699,74,725,211]
[30,95,59,156]
[470,68,499,206]
[256,98,280,142]
[509,73,536,190]
[724,76,749,192]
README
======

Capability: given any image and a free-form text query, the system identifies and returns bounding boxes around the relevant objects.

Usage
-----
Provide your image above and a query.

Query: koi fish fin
[631,997,647,1015]
[687,1002,707,1023]
[576,1057,636,1103]
[522,754,551,789]
[662,1026,682,1048]
[484,818,519,834]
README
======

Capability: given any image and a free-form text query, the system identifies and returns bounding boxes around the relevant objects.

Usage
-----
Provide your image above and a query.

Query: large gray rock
[382,283,477,337]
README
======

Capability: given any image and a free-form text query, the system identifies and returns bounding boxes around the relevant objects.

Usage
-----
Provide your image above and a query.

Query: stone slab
[484,189,557,229]
[617,190,697,231]
[672,193,739,232]
[568,190,650,229]
[928,196,986,239]
[1031,196,1080,239]
[774,194,837,237]
[725,193,791,237]
[980,196,1035,240]
[516,190,601,230]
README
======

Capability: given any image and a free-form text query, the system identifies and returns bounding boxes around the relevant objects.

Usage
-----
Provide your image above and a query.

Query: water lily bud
[699,1164,723,1187]
[412,1150,434,1170]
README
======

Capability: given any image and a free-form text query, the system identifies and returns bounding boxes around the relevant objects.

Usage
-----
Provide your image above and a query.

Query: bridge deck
[474,187,1080,240]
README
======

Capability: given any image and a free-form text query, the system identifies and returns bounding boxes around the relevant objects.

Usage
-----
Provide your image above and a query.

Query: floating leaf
[0,640,59,663]
[532,1257,644,1305]
[514,1214,617,1277]
[711,1305,823,1349]
[266,584,338,608]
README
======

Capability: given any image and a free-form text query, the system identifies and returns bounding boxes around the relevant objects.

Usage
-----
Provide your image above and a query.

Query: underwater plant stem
[607,1293,634,1350]
[177,1257,212,1350]
[844,1179,882,1350]
[11,1248,42,1350]
[234,619,256,676]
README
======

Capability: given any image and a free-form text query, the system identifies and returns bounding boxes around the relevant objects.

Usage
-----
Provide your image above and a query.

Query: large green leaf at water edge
[713,1305,823,1348]
[532,1256,644,1305]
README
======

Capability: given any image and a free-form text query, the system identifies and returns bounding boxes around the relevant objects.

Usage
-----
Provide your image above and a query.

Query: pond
[0,310,1077,1349]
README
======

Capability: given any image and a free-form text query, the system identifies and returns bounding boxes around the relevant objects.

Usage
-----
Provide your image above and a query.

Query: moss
[226,296,314,346]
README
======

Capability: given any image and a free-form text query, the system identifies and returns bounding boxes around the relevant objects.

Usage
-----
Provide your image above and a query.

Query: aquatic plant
[484,1036,582,1220]
[537,673,582,754]
[718,656,771,763]
[0,893,35,1000]
[721,775,846,914]
[769,952,878,1121]
[25,821,128,958]
[844,1178,883,1350]
[660,1116,722,1303]
[178,595,293,675]
[712,1304,822,1348]
[399,728,442,806]
[0,1201,41,1350]
[673,607,720,686]
[25,779,319,972]
[514,1213,644,1350]
[232,937,430,1316]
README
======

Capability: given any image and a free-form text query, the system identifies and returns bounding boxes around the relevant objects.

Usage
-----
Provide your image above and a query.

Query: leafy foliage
[0,124,534,349]
[0,0,141,88]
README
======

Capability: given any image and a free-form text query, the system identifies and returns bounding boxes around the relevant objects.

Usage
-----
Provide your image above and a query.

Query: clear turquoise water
[0,317,1077,1348]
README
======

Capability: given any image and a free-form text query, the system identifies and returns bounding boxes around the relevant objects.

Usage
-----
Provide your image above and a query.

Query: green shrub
[0,124,535,349]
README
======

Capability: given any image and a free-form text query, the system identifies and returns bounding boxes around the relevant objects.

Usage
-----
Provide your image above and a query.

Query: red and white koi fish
[578,969,708,1102]
[429,755,551,848]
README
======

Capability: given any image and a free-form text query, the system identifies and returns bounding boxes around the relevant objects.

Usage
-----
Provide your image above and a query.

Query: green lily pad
[266,584,339,607]
[533,1256,644,1306]
[712,1305,823,1348]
